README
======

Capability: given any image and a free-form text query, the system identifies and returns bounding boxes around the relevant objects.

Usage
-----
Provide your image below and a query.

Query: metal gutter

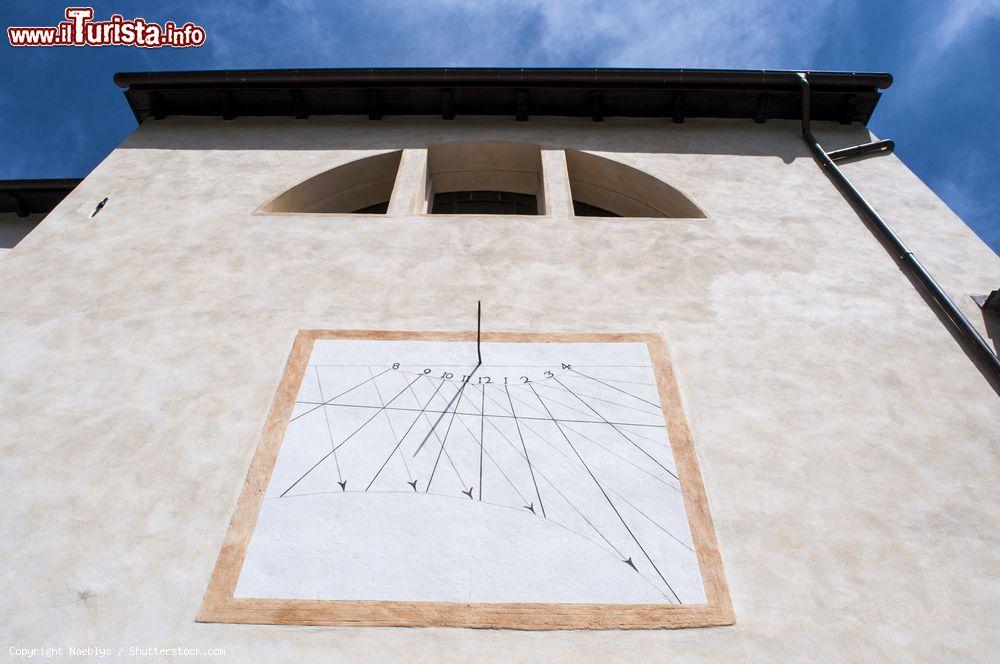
[113,68,893,90]
[797,73,1000,383]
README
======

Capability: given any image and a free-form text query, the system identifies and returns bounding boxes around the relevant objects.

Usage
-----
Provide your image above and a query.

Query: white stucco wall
[0,116,997,662]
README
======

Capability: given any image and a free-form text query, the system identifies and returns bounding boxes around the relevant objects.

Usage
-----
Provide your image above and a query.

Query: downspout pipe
[796,73,1000,382]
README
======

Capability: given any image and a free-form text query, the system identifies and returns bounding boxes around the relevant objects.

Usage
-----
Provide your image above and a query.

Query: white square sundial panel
[201,330,731,630]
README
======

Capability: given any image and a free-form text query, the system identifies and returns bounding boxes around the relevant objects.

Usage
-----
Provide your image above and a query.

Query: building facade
[1,69,998,661]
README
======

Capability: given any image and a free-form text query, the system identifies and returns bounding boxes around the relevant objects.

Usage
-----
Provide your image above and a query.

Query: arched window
[565,150,704,218]
[425,141,544,215]
[259,150,402,214]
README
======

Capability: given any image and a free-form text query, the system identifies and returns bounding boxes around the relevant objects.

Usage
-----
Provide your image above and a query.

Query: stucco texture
[1,116,998,662]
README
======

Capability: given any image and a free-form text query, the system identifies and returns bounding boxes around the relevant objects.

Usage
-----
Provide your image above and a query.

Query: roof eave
[113,67,892,125]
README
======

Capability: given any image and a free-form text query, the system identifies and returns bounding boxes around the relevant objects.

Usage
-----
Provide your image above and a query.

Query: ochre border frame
[197,330,733,630]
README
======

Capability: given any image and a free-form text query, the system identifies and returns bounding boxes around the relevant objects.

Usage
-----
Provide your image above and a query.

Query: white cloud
[522,0,838,67]
[932,0,1000,56]
[903,0,1000,80]
[195,0,840,70]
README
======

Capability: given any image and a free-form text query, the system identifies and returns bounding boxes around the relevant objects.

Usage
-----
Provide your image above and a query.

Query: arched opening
[425,141,544,215]
[565,150,704,218]
[259,150,402,214]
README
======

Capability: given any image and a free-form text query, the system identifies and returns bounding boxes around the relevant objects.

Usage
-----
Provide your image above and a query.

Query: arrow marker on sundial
[338,480,347,491]
[623,557,638,572]
[461,487,474,499]
[407,480,418,492]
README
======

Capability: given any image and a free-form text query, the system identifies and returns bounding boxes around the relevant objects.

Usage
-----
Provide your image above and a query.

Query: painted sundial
[202,327,728,628]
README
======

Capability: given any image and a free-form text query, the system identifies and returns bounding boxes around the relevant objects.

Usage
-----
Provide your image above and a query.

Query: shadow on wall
[0,213,45,254]
[980,298,1000,355]
[115,116,877,165]
[978,311,1000,395]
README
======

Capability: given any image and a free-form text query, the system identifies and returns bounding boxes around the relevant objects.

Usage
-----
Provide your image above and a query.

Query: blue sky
[2,1,998,253]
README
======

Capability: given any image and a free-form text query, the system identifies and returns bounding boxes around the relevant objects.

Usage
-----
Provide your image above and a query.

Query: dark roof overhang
[113,68,892,125]
[0,179,82,217]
